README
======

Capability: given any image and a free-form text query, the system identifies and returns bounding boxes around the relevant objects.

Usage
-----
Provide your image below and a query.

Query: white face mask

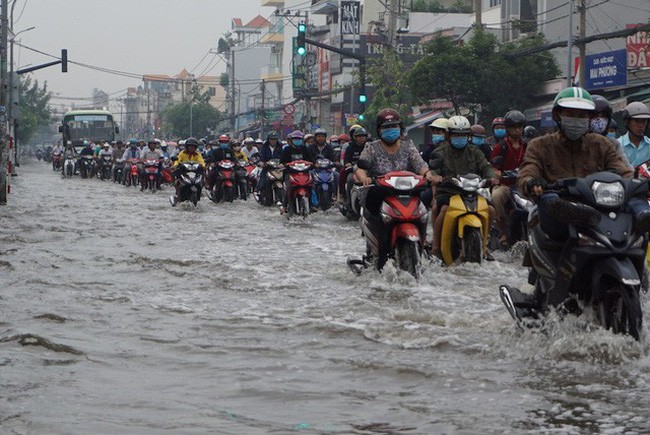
[561,116,590,140]
[590,117,608,134]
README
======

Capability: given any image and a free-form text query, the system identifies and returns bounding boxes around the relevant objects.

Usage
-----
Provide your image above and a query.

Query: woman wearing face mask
[355,108,437,214]
[427,115,499,259]
[590,94,632,169]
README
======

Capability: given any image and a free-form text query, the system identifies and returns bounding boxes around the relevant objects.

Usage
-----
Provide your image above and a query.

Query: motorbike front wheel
[299,195,310,218]
[318,186,331,211]
[396,238,420,278]
[224,185,235,202]
[594,280,643,341]
[462,227,483,263]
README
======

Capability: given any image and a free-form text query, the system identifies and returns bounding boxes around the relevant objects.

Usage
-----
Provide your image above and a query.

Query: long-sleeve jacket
[260,142,283,162]
[280,145,314,165]
[308,143,335,161]
[122,147,141,161]
[517,131,632,196]
[174,150,205,167]
[429,142,496,179]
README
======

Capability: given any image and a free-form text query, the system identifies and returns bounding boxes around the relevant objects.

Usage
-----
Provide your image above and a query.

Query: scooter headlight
[380,201,400,224]
[592,181,624,207]
[459,176,480,192]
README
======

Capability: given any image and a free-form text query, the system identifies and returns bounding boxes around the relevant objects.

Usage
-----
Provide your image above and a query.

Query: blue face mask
[450,136,469,149]
[607,132,616,138]
[380,128,401,144]
[472,137,485,146]
[431,134,445,144]
[494,128,506,138]
[293,139,303,146]
[220,143,229,149]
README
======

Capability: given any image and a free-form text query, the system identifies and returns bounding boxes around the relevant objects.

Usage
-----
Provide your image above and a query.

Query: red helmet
[492,117,505,127]
[338,133,350,142]
[218,134,230,143]
[376,108,402,135]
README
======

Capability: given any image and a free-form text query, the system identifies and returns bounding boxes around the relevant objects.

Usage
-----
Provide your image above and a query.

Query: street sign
[627,24,649,68]
[340,1,361,35]
[584,49,628,90]
[283,104,295,115]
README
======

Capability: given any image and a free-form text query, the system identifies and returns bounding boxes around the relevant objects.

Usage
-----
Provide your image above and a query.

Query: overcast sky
[15,0,274,110]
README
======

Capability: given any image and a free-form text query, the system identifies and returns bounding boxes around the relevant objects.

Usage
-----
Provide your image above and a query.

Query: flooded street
[1,161,649,434]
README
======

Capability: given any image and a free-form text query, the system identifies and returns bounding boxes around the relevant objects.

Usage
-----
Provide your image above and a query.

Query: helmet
[304,133,314,142]
[447,116,471,134]
[329,135,339,142]
[266,131,278,140]
[314,128,327,136]
[470,124,486,137]
[504,110,526,127]
[243,137,254,144]
[218,134,230,143]
[376,108,402,135]
[338,133,350,142]
[492,117,505,127]
[429,118,448,131]
[349,124,362,136]
[185,137,199,147]
[288,130,304,139]
[552,86,595,111]
[523,125,538,138]
[128,138,138,145]
[148,139,157,145]
[353,127,368,137]
[592,95,612,118]
[623,101,650,120]
[199,138,206,145]
[609,119,618,130]
[103,142,110,147]
[255,138,264,145]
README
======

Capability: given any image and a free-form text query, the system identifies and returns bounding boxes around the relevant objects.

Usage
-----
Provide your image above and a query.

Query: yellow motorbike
[440,174,491,265]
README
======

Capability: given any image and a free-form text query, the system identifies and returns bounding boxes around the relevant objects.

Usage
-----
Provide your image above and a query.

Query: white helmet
[243,137,254,144]
[624,102,650,120]
[447,116,471,134]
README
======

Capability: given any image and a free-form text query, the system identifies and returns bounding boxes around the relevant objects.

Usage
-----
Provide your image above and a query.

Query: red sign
[283,104,295,115]
[627,24,649,68]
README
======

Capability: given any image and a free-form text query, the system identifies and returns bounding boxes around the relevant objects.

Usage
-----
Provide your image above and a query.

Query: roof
[143,74,171,82]
[246,15,270,28]
[64,109,113,116]
[175,68,192,79]
[232,18,243,28]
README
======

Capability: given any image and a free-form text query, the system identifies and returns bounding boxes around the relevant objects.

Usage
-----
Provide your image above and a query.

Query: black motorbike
[98,155,113,180]
[500,172,649,341]
[112,160,125,183]
[171,161,204,207]
[78,155,95,179]
[257,159,285,207]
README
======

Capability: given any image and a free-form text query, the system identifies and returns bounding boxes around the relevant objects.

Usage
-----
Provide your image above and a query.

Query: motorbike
[339,166,361,220]
[123,158,140,187]
[349,167,429,278]
[143,159,160,192]
[112,160,125,183]
[171,161,204,207]
[235,160,253,200]
[499,172,649,341]
[62,156,76,178]
[78,155,95,179]
[311,157,336,211]
[98,155,113,180]
[161,158,174,184]
[257,159,284,207]
[52,154,63,171]
[210,160,237,203]
[285,160,313,218]
[35,149,43,161]
[439,174,492,265]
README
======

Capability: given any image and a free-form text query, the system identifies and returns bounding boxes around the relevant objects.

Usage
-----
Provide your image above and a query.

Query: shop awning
[405,111,443,132]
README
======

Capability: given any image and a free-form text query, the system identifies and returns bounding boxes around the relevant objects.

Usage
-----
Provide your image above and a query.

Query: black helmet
[504,110,526,127]
[591,95,612,118]
[354,127,368,137]
[314,128,327,137]
[609,119,618,130]
[185,137,199,147]
[266,131,278,140]
[523,125,537,138]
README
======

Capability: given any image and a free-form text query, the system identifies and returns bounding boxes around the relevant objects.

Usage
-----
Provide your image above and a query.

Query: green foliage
[220,73,229,89]
[17,76,53,144]
[410,0,471,13]
[161,102,222,138]
[362,48,412,134]
[408,29,560,123]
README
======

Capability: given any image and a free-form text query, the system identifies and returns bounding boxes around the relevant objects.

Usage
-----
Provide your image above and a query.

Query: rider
[308,128,335,161]
[241,137,259,160]
[486,117,506,152]
[523,126,538,144]
[279,130,314,213]
[490,110,528,250]
[590,95,631,168]
[257,131,284,195]
[355,108,436,216]
[232,140,249,162]
[139,140,164,190]
[470,124,490,160]
[122,139,141,183]
[619,101,650,169]
[170,137,206,205]
[51,142,64,159]
[206,137,237,191]
[428,115,499,260]
[339,126,369,206]
[420,118,448,164]
[518,87,635,241]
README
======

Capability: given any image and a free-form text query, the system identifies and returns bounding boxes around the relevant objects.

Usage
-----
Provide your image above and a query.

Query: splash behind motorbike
[499,172,649,341]
[350,164,429,278]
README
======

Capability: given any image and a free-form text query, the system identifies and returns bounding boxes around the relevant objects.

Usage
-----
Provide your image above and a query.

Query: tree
[408,29,559,123]
[161,102,222,139]
[17,75,53,144]
[362,48,413,134]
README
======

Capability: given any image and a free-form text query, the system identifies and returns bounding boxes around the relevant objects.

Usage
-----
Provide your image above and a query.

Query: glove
[526,178,547,195]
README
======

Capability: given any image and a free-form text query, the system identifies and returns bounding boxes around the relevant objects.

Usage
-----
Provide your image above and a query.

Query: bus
[59,109,119,153]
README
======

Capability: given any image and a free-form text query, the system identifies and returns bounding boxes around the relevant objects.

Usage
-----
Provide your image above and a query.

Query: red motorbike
[124,158,140,187]
[52,154,63,171]
[286,160,313,218]
[350,170,429,278]
[210,160,236,203]
[143,159,160,191]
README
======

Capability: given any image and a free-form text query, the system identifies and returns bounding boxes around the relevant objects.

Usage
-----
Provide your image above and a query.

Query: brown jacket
[518,131,633,196]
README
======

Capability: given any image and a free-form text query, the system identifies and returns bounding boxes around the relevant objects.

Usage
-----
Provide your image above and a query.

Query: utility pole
[1,0,9,204]
[386,0,398,47]
[230,49,236,131]
[578,0,587,87]
[566,0,574,86]
[474,0,482,27]
[260,78,266,138]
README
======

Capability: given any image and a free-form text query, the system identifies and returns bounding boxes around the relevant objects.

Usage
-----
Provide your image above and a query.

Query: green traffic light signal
[358,114,365,121]
[298,23,306,33]
[297,47,306,55]
[296,22,306,56]
[359,94,367,104]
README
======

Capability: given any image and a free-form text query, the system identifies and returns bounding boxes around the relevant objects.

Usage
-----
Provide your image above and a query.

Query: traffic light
[358,94,367,104]
[61,49,68,73]
[297,23,306,56]
[358,114,365,121]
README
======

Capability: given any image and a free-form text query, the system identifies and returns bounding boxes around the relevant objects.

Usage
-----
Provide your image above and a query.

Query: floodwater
[1,160,649,434]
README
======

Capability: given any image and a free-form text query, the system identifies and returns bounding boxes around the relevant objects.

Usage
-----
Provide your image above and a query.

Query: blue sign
[584,49,627,90]
[540,110,556,128]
